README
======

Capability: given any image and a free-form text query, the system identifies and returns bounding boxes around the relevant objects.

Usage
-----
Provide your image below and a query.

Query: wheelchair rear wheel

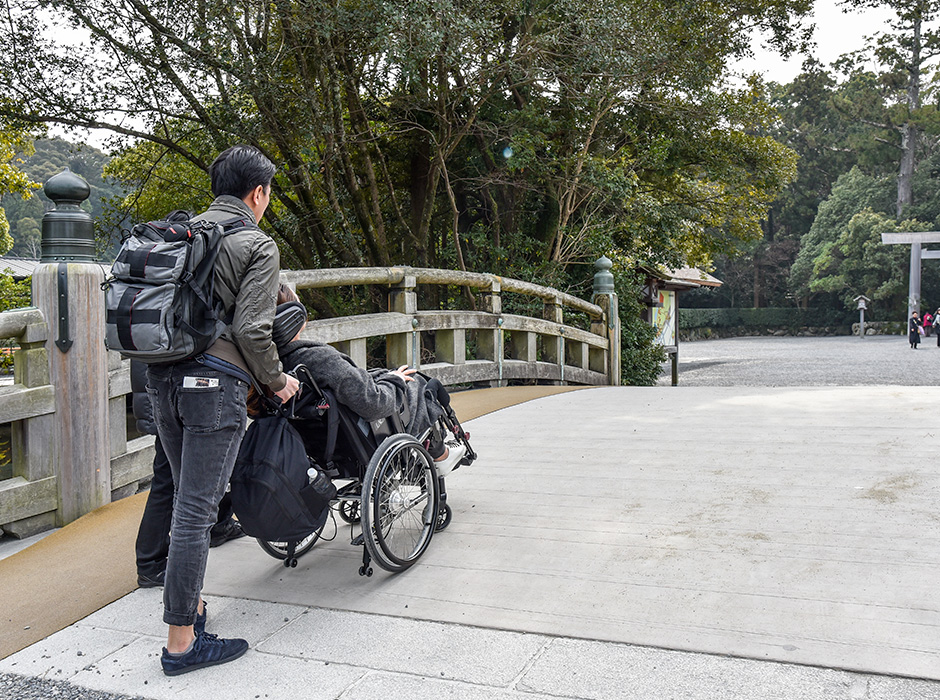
[257,521,326,563]
[361,434,439,572]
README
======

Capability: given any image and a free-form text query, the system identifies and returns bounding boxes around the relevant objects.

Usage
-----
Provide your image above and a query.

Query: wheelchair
[254,365,476,576]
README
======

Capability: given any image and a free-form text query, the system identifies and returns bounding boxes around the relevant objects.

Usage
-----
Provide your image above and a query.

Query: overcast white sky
[734,0,899,83]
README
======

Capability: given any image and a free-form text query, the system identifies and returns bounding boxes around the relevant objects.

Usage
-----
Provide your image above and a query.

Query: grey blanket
[278,340,444,437]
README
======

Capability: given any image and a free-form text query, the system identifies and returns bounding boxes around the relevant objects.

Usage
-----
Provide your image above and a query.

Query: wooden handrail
[281,266,603,319]
[281,265,613,390]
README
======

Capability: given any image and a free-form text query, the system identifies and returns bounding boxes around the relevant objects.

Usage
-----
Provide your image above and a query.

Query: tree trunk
[897,14,922,220]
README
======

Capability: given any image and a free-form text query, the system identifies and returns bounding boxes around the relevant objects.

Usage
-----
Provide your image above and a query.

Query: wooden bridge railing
[0,303,157,536]
[0,307,57,536]
[283,265,620,387]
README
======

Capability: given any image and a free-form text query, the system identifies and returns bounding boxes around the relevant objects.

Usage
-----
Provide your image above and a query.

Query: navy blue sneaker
[161,633,248,676]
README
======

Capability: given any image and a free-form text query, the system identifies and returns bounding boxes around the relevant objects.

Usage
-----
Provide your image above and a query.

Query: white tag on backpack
[183,376,219,389]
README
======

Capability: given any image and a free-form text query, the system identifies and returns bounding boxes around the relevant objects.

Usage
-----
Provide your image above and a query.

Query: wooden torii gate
[881,231,940,320]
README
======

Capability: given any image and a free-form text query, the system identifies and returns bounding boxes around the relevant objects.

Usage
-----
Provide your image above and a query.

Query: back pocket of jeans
[178,386,224,433]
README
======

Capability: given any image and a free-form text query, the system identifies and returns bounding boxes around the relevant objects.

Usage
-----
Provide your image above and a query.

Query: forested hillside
[0,138,125,259]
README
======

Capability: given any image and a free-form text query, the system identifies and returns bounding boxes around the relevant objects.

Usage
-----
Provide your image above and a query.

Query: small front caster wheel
[339,500,361,524]
[435,503,453,532]
[287,557,298,568]
[359,565,373,577]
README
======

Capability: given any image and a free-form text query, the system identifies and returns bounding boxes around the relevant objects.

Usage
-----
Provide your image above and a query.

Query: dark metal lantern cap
[41,168,96,262]
[592,256,615,296]
[44,167,91,204]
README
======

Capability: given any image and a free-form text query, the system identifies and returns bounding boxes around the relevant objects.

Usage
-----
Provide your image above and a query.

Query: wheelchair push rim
[361,434,439,572]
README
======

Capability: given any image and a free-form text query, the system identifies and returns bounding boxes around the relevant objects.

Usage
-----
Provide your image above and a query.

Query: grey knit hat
[271,301,308,347]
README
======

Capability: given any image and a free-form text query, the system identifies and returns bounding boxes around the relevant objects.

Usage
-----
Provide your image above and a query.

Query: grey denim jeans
[146,361,248,627]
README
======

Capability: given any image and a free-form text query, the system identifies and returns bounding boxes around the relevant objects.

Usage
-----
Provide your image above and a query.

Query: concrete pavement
[5,586,940,700]
[4,337,940,699]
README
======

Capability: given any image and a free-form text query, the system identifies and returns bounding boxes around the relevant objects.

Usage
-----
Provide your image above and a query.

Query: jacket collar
[204,195,258,226]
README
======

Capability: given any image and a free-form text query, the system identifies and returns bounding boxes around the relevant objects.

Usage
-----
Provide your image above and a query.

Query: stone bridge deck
[204,383,940,681]
[2,335,940,699]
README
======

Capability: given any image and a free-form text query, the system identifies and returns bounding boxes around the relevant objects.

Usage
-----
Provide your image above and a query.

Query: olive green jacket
[195,195,287,392]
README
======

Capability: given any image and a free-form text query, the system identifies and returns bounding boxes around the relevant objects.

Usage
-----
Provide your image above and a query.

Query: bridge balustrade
[0,307,57,535]
[283,266,619,387]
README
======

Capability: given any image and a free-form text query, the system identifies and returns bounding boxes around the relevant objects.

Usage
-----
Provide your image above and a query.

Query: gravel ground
[0,673,144,700]
[657,334,940,386]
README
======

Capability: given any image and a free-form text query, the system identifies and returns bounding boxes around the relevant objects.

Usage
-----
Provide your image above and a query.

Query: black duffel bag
[230,413,334,542]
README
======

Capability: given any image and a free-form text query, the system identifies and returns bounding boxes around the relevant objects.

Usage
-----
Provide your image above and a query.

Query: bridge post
[592,256,621,386]
[479,278,501,314]
[477,278,503,386]
[542,297,565,384]
[31,169,111,526]
[388,272,417,368]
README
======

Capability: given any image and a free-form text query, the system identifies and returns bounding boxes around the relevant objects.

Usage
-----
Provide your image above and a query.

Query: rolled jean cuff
[163,610,196,627]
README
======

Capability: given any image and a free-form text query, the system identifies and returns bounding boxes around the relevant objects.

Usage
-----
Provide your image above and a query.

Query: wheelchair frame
[255,365,476,576]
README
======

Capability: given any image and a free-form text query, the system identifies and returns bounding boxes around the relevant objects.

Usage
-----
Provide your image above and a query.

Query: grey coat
[278,340,444,437]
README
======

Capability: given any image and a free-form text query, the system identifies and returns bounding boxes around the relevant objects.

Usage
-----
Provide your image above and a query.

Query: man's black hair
[209,145,276,199]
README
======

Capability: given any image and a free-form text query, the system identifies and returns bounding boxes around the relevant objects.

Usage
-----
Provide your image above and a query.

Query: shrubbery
[679,307,855,331]
[0,271,31,373]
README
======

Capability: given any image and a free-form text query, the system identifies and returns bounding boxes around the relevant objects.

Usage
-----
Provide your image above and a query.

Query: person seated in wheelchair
[253,284,468,475]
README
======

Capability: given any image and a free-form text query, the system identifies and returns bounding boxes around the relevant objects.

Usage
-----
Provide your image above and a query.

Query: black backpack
[103,215,249,363]
[230,413,334,542]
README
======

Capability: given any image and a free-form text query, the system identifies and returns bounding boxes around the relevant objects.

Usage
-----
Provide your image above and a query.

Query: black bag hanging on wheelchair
[230,413,333,542]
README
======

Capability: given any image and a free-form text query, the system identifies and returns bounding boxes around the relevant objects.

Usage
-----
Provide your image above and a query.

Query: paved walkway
[4,337,940,699]
[658,334,940,386]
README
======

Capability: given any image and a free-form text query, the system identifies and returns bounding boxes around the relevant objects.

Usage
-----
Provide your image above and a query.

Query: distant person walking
[924,311,934,337]
[909,311,922,349]
[934,309,940,346]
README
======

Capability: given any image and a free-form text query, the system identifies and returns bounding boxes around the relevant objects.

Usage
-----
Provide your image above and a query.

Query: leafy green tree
[0,120,40,254]
[12,216,40,258]
[0,0,807,270]
[790,167,894,305]
[806,208,938,314]
[767,61,862,243]
[2,137,126,257]
[838,0,940,219]
[0,0,814,382]
[0,269,30,311]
